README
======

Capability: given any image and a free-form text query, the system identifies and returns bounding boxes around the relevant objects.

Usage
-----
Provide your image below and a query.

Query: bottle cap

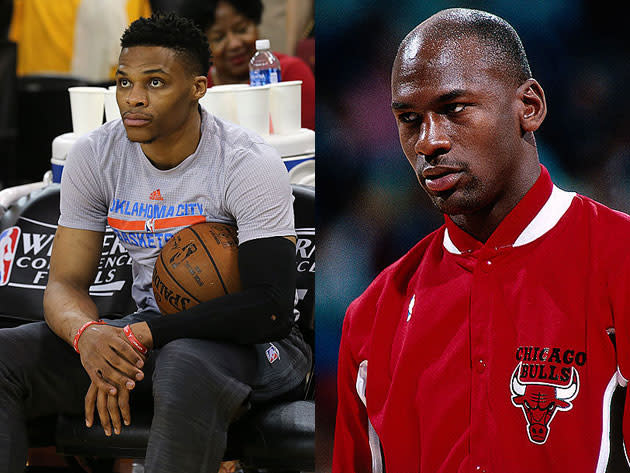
[256,39,270,50]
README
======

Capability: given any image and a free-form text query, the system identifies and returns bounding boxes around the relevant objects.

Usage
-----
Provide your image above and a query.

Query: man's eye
[447,103,466,113]
[399,112,419,123]
[150,78,164,87]
[118,78,130,88]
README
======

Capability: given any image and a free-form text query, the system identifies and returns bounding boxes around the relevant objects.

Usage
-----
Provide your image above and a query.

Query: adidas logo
[150,189,164,201]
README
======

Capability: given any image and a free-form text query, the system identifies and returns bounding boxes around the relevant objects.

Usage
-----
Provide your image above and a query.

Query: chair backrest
[0,184,316,335]
[0,184,136,324]
[291,184,315,346]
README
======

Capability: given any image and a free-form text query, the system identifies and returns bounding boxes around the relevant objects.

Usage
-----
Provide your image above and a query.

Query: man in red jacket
[333,8,630,473]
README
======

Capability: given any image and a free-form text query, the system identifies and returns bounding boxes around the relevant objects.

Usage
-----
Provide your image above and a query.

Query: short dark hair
[181,0,264,32]
[120,13,211,76]
[407,9,532,86]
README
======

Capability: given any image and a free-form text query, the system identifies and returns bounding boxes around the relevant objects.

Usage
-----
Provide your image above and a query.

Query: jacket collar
[443,165,575,255]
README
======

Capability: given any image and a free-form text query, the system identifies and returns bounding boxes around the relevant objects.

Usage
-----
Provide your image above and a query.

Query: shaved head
[395,8,531,88]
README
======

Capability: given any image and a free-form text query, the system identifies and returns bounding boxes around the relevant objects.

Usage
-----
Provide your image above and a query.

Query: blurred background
[315,0,630,471]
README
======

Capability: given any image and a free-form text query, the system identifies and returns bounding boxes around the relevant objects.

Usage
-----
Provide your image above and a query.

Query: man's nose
[125,84,148,107]
[414,113,451,160]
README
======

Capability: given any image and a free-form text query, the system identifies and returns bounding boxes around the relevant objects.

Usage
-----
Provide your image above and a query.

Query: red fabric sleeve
[277,53,315,130]
[600,208,630,455]
[613,246,630,453]
[332,305,372,473]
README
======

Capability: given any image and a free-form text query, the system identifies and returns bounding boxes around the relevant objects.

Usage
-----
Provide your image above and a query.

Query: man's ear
[518,78,547,133]
[192,75,208,100]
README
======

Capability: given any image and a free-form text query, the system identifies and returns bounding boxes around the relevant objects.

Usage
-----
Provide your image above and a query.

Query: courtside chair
[0,183,315,473]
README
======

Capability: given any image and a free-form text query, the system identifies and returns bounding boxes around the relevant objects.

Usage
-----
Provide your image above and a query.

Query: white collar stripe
[442,185,575,253]
[443,228,462,255]
[513,185,575,247]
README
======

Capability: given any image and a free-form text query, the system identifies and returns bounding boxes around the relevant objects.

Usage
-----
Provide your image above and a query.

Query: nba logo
[145,218,156,233]
[0,227,21,286]
[265,343,280,364]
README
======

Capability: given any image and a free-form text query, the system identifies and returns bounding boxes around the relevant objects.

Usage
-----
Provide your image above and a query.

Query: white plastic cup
[233,85,270,136]
[199,84,249,123]
[68,86,106,135]
[104,89,121,122]
[269,80,302,135]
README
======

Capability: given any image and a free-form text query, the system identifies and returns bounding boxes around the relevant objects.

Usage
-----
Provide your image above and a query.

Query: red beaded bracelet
[73,320,105,354]
[123,324,148,355]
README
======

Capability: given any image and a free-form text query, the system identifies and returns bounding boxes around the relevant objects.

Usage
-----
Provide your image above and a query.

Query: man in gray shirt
[0,14,310,473]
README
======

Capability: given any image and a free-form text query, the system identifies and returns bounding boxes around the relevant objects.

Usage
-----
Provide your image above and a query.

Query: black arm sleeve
[146,236,296,348]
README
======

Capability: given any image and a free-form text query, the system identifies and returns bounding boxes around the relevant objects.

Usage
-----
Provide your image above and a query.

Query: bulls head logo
[510,362,579,444]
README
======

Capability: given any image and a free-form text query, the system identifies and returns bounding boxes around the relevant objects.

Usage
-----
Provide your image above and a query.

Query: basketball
[152,222,241,315]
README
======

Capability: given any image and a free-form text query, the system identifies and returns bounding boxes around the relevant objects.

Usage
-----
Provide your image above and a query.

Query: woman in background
[182,0,315,130]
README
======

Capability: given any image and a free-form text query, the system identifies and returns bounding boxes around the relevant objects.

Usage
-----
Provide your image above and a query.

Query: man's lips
[123,112,151,127]
[421,167,464,193]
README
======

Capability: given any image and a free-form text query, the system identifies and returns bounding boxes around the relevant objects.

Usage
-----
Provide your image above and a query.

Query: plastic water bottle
[249,39,282,86]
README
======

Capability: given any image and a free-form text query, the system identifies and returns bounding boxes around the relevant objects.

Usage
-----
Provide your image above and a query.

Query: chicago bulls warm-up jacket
[333,166,630,473]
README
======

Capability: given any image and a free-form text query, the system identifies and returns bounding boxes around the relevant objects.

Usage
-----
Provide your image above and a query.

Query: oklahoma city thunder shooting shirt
[58,107,294,312]
[333,166,630,473]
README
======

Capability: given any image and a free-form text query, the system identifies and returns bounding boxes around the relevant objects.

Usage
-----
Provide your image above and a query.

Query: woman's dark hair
[181,0,264,32]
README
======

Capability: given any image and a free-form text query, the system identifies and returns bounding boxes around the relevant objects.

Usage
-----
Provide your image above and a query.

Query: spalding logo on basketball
[152,222,242,314]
